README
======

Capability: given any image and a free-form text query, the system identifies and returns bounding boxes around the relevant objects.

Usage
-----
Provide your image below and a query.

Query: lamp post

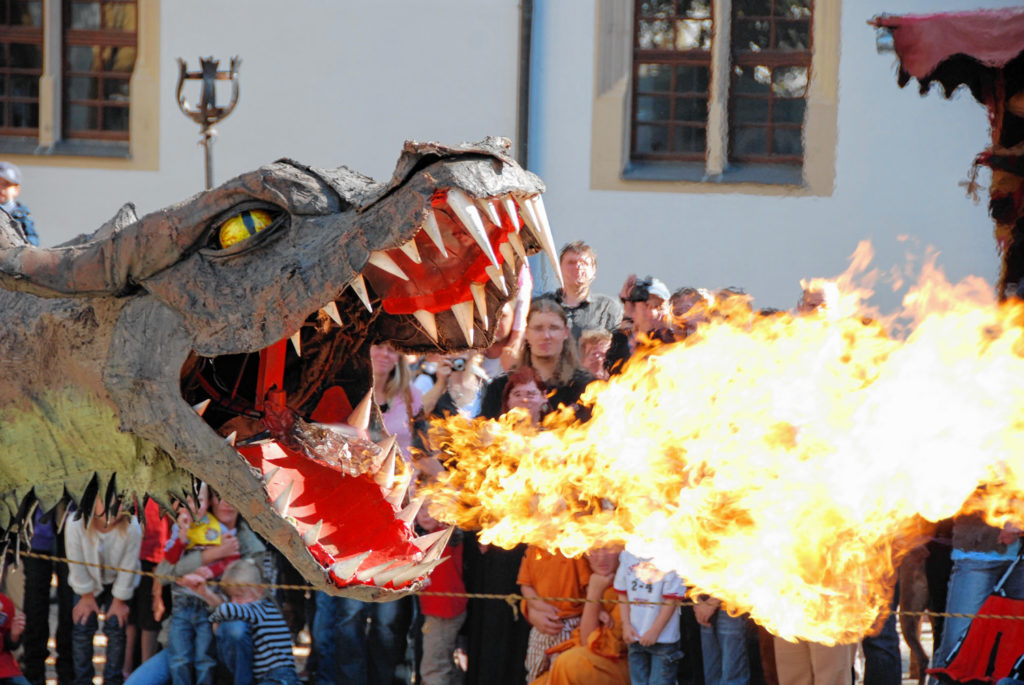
[175,56,241,190]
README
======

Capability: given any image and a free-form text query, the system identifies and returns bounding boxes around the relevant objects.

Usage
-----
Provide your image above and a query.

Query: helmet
[0,162,22,186]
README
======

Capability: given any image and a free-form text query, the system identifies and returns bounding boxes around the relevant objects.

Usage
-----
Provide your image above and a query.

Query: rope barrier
[13,551,1024,621]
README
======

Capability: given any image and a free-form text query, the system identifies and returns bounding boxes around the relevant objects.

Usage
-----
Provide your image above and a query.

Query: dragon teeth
[477,197,502,227]
[271,480,294,518]
[191,399,211,416]
[398,239,421,264]
[355,560,396,583]
[224,431,238,447]
[321,301,343,326]
[518,194,562,289]
[331,551,371,580]
[346,390,373,432]
[450,300,475,346]
[373,561,416,587]
[397,496,424,525]
[262,466,282,485]
[484,265,508,295]
[447,188,500,270]
[507,231,526,260]
[368,251,409,281]
[411,527,450,553]
[302,519,324,546]
[385,475,410,508]
[412,310,439,343]
[290,331,302,357]
[422,210,448,257]
[469,282,488,329]
[499,242,516,270]
[389,558,444,586]
[421,527,454,563]
[348,274,373,312]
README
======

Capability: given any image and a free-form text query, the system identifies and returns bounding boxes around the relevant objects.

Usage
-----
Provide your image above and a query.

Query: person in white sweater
[65,498,142,685]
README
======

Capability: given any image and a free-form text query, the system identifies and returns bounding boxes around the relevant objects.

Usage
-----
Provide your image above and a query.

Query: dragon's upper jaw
[179,180,556,594]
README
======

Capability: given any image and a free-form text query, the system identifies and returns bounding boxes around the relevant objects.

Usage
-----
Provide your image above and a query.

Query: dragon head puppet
[0,137,556,598]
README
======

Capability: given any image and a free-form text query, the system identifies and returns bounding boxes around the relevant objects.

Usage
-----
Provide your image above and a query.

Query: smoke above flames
[422,241,1024,644]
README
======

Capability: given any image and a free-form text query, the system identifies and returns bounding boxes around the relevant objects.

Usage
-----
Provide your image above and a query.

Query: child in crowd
[415,501,466,685]
[0,592,28,685]
[163,484,239,685]
[517,546,592,682]
[65,497,142,685]
[614,550,685,685]
[181,559,298,685]
[124,498,171,678]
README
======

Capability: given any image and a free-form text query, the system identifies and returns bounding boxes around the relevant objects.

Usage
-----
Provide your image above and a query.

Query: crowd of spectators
[1,191,1019,685]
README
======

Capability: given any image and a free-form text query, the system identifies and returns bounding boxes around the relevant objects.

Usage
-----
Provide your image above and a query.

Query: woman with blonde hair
[370,342,424,453]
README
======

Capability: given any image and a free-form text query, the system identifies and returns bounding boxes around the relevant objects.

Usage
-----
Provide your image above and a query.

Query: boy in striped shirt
[180,559,298,685]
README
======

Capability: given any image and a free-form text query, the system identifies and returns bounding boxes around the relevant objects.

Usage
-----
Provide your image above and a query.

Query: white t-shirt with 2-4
[613,550,685,644]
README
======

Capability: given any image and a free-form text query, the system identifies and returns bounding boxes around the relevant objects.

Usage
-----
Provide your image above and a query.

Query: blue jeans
[216,620,255,685]
[167,600,216,685]
[700,611,750,685]
[72,589,127,685]
[930,556,1024,684]
[628,641,684,685]
[260,666,301,685]
[124,649,170,685]
[312,592,405,685]
[862,597,901,685]
[0,677,34,685]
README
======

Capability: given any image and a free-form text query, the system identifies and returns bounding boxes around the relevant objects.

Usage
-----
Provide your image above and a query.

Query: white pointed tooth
[412,527,451,552]
[290,331,302,357]
[484,265,508,295]
[390,558,444,586]
[347,390,373,432]
[520,195,563,289]
[469,283,489,329]
[422,526,454,563]
[507,231,526,259]
[412,310,439,343]
[399,239,422,264]
[322,301,343,326]
[499,242,516,268]
[422,210,448,257]
[375,434,398,460]
[447,188,500,269]
[501,195,520,232]
[373,561,417,587]
[224,431,238,447]
[356,560,397,583]
[192,399,211,416]
[271,480,294,518]
[374,448,396,490]
[385,475,411,508]
[302,520,324,546]
[450,300,475,346]
[397,496,425,526]
[477,198,501,227]
[349,275,373,312]
[331,551,371,580]
[368,251,409,280]
[261,466,282,486]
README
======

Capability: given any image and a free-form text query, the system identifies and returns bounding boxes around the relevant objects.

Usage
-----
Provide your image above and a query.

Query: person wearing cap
[0,162,37,246]
[605,274,674,375]
[538,241,623,342]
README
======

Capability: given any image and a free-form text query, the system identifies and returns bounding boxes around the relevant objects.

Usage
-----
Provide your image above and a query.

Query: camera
[628,278,653,302]
[451,358,466,372]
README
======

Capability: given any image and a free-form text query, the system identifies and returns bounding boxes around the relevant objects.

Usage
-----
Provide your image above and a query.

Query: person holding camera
[605,274,675,375]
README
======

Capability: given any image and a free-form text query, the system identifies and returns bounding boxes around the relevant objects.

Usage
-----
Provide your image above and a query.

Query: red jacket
[0,593,24,678]
[419,541,467,619]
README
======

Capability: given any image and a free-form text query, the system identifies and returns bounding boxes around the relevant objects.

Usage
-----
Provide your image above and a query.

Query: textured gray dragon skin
[0,137,552,598]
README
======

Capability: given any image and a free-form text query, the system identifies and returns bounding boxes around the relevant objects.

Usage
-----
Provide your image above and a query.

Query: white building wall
[23,0,521,247]
[528,0,1021,311]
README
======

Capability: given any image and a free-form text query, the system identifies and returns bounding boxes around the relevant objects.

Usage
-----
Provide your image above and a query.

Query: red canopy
[871,8,1024,99]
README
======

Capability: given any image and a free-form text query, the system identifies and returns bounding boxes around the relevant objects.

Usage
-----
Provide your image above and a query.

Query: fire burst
[422,242,1024,645]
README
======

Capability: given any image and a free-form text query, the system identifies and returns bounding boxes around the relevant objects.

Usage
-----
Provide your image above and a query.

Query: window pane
[639,0,674,17]
[69,1,101,29]
[672,125,705,153]
[102,105,128,131]
[9,1,42,26]
[674,65,709,93]
[734,65,771,94]
[676,0,711,19]
[775,20,810,51]
[734,0,772,17]
[773,97,805,124]
[772,128,802,156]
[636,124,670,153]
[733,126,767,156]
[734,18,770,51]
[10,43,41,69]
[637,95,671,122]
[67,45,97,70]
[11,100,35,127]
[66,103,97,131]
[66,76,96,99]
[674,18,712,50]
[11,74,37,98]
[774,0,811,19]
[734,97,769,124]
[103,77,129,100]
[638,63,672,92]
[773,66,807,97]
[674,96,706,122]
[638,19,674,49]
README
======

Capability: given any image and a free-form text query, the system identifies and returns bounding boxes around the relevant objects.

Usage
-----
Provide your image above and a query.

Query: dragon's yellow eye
[219,209,274,248]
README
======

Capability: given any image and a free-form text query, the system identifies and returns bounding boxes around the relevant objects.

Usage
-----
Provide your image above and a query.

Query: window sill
[623,160,804,186]
[0,137,131,159]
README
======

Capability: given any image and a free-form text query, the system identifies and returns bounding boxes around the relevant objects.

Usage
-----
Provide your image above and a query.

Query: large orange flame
[423,242,1024,645]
